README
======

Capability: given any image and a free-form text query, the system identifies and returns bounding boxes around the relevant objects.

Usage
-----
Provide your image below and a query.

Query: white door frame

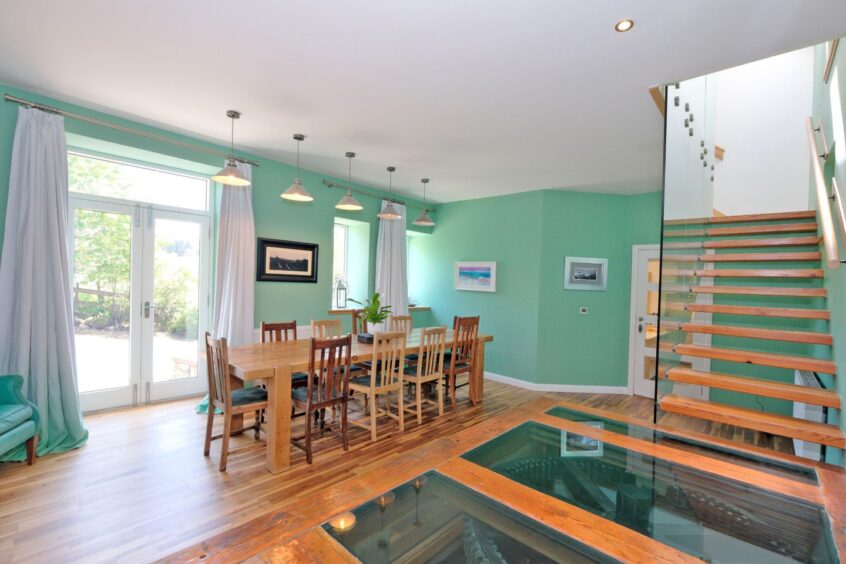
[627,244,660,396]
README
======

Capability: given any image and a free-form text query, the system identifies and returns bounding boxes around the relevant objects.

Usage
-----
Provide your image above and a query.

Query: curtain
[0,107,88,460]
[197,161,255,414]
[375,200,409,318]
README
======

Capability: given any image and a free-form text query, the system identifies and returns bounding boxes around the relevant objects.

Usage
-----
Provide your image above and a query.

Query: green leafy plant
[349,292,392,325]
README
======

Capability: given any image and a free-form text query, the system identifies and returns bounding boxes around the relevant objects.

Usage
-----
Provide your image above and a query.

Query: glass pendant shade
[413,209,435,226]
[212,159,251,187]
[378,201,402,220]
[335,189,363,211]
[281,177,314,201]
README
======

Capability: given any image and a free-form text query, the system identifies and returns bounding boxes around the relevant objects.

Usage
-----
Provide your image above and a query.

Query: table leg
[229,374,244,432]
[265,365,292,473]
[470,339,486,405]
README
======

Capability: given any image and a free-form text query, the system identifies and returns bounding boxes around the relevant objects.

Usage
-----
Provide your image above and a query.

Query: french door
[628,245,661,398]
[70,197,211,412]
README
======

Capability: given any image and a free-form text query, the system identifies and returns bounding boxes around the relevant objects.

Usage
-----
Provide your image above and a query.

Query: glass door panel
[631,247,660,397]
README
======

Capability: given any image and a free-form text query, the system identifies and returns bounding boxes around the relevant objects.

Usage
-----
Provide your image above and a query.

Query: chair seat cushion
[0,404,33,435]
[231,386,268,406]
[350,375,372,387]
[292,372,309,386]
[405,353,419,361]
[292,387,344,404]
[0,419,36,457]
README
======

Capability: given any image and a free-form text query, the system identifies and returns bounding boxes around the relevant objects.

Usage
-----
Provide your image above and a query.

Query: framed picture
[560,421,604,458]
[454,261,496,292]
[256,238,318,283]
[564,257,607,291]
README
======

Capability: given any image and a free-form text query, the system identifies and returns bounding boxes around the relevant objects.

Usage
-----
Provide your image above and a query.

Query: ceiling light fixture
[413,178,435,227]
[335,152,364,211]
[211,110,251,187]
[614,19,634,32]
[377,166,402,220]
[281,133,314,201]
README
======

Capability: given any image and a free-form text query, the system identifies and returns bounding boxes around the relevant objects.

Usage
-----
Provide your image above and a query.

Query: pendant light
[212,110,251,187]
[413,178,435,226]
[281,133,314,201]
[335,152,364,211]
[377,166,402,220]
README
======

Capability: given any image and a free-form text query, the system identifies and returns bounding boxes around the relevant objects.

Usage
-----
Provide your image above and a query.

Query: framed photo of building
[560,421,604,457]
[564,257,607,291]
[256,238,318,283]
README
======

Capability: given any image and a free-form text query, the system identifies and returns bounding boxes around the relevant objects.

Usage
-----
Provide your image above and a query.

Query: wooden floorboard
[0,384,804,562]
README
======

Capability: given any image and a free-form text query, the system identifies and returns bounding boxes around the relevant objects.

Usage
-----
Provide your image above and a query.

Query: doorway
[628,245,660,398]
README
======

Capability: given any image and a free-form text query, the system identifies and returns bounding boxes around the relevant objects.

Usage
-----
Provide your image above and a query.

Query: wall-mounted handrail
[831,177,846,248]
[806,117,840,269]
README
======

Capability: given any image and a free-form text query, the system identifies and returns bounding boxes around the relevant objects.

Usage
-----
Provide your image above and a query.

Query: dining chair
[291,335,352,464]
[389,315,412,335]
[311,318,343,339]
[351,309,368,336]
[261,321,297,342]
[444,316,479,411]
[402,326,447,424]
[349,331,406,441]
[203,332,267,472]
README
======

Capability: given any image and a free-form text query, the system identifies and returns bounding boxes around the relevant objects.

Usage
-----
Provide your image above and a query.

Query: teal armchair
[0,375,39,464]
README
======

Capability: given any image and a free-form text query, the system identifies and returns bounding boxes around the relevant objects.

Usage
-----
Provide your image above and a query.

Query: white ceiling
[1,1,845,203]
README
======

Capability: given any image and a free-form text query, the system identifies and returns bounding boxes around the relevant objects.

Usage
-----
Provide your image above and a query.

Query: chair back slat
[389,315,413,336]
[451,316,479,368]
[352,310,368,335]
[261,321,297,343]
[372,331,406,388]
[419,326,447,379]
[204,332,232,410]
[311,318,343,339]
[308,335,352,409]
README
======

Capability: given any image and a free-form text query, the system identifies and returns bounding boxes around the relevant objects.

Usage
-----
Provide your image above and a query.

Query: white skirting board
[484,371,629,394]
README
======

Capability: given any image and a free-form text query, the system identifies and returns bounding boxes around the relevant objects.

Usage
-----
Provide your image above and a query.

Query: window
[332,223,349,308]
[68,152,209,211]
[332,218,371,308]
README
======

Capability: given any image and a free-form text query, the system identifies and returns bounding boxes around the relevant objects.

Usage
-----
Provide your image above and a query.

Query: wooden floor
[0,383,795,562]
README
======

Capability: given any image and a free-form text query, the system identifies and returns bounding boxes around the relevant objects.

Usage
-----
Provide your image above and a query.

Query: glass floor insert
[462,421,837,563]
[322,471,617,563]
[547,405,818,485]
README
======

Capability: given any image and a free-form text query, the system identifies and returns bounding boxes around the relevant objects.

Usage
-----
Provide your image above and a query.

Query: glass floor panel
[462,422,837,563]
[547,406,818,485]
[322,472,616,563]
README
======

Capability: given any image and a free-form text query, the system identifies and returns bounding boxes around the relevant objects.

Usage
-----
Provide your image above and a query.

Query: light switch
[579,307,588,315]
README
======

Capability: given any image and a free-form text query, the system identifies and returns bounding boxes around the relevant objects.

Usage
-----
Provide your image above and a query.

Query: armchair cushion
[0,404,33,435]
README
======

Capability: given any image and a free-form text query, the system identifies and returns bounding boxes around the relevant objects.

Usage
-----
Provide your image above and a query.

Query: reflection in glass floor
[322,472,615,563]
[462,422,837,563]
[547,405,818,484]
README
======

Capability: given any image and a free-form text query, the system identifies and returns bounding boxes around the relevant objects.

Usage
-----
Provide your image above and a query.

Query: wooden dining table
[227,329,494,474]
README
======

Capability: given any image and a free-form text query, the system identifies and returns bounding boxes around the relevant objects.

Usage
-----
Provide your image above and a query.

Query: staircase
[659,210,845,452]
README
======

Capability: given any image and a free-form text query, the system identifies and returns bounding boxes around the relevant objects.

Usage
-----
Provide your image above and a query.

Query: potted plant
[349,292,392,343]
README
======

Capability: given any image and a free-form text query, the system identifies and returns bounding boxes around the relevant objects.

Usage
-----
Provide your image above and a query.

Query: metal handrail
[806,117,840,269]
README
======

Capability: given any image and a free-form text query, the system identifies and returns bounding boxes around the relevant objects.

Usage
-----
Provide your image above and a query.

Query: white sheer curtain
[375,200,409,317]
[213,162,255,345]
[0,107,88,458]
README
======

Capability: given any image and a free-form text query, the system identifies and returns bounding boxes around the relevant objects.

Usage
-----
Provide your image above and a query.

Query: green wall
[0,84,432,333]
[413,189,661,385]
[811,42,846,465]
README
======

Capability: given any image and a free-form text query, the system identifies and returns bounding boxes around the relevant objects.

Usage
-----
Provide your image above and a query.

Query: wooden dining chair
[203,332,267,472]
[403,327,447,424]
[291,335,352,464]
[389,315,412,335]
[444,316,479,411]
[349,331,406,441]
[261,321,297,342]
[311,318,343,339]
[351,309,368,336]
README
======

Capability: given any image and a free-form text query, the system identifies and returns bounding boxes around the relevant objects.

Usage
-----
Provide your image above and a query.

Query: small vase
[368,322,386,334]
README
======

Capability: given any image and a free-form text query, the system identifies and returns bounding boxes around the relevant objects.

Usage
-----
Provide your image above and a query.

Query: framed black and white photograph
[560,421,604,457]
[256,238,318,283]
[564,257,607,291]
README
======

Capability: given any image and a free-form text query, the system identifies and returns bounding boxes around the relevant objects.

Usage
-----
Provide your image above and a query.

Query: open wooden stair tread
[690,268,824,278]
[660,394,845,448]
[664,210,817,226]
[690,285,827,297]
[665,367,841,408]
[673,344,837,374]
[680,322,832,345]
[702,236,821,249]
[683,303,830,320]
[664,223,818,238]
[663,252,821,263]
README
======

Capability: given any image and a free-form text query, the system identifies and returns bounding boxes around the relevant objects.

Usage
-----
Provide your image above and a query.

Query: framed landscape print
[454,261,496,292]
[564,257,607,291]
[256,238,318,283]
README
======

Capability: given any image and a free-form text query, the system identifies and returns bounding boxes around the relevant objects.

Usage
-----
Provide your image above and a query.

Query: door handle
[637,316,644,333]
[144,301,156,319]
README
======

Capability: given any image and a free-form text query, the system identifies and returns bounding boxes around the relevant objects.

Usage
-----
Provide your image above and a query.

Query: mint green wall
[811,42,846,465]
[413,189,661,384]
[0,84,432,333]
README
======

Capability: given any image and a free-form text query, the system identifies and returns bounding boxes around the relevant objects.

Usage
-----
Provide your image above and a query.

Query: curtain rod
[322,178,435,210]
[3,93,261,167]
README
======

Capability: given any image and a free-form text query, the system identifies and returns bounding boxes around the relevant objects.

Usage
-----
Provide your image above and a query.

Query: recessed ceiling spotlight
[614,19,634,32]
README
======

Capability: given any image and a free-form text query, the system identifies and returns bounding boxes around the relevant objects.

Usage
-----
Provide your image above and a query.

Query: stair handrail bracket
[806,117,841,269]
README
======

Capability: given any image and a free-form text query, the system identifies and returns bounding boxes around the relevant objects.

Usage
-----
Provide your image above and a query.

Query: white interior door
[628,245,661,398]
